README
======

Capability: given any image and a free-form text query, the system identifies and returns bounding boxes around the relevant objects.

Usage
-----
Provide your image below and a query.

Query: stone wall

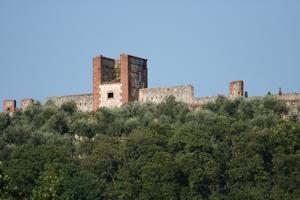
[279,93,300,102]
[139,85,194,104]
[99,82,122,108]
[192,96,218,106]
[46,94,93,112]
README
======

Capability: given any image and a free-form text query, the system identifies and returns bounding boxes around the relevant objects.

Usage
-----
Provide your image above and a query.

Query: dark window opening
[7,107,10,111]
[107,92,114,99]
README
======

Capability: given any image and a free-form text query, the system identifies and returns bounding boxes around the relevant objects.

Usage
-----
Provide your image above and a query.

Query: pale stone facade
[99,83,122,108]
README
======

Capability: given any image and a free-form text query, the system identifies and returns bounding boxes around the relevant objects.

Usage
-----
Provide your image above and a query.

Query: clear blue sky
[1,0,300,110]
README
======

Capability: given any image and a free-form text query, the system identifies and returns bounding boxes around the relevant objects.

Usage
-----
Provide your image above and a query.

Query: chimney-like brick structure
[21,98,34,111]
[93,55,102,111]
[3,99,16,113]
[229,80,244,98]
[120,54,130,103]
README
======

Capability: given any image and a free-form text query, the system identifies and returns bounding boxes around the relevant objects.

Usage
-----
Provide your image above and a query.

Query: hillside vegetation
[0,96,300,200]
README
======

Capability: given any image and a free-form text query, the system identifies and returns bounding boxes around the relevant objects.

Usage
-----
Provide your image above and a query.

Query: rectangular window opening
[107,92,114,99]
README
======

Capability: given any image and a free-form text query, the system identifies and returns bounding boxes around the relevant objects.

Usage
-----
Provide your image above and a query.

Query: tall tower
[229,80,244,98]
[3,100,16,114]
[93,53,147,111]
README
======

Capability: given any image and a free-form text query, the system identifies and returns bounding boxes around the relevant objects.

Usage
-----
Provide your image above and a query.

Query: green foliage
[0,113,10,132]
[0,97,299,199]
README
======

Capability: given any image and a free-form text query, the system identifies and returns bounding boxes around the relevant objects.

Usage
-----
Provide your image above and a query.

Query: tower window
[107,92,114,99]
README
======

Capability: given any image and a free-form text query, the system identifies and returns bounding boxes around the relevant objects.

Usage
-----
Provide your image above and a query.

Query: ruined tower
[3,99,16,114]
[93,53,147,111]
[21,98,34,111]
[229,80,244,98]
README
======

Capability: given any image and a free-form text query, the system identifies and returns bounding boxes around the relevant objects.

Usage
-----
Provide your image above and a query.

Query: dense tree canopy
[0,96,299,199]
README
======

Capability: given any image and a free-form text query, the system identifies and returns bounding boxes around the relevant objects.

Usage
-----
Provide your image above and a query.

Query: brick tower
[93,53,147,111]
[229,80,244,98]
[3,100,16,114]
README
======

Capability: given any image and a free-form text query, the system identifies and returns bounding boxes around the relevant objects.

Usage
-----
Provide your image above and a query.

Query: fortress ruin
[3,53,300,113]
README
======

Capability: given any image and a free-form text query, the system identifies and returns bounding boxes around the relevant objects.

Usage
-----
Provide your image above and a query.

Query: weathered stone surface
[3,52,300,116]
[139,85,194,104]
[46,94,93,112]
[21,98,34,111]
[99,83,122,108]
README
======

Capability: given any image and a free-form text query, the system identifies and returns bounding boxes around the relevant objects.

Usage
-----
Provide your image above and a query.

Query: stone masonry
[46,94,93,112]
[21,98,34,111]
[2,53,300,113]
[93,53,147,111]
[139,85,194,104]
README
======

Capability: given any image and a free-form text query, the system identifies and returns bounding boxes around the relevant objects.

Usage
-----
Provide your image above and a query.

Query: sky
[0,0,300,110]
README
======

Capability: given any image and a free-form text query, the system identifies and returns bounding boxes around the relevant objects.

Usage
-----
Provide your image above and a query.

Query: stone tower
[93,53,147,111]
[229,80,244,98]
[21,98,34,111]
[3,99,16,114]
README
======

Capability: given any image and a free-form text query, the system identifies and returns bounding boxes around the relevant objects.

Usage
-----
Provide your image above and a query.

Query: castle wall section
[46,94,93,112]
[192,96,218,106]
[139,85,194,104]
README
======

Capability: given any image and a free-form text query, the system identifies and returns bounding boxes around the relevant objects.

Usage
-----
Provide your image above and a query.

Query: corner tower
[93,53,147,111]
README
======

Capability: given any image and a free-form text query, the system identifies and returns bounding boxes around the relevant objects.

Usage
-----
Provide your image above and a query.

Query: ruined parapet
[139,85,194,104]
[21,98,34,111]
[46,93,93,112]
[229,80,244,98]
[3,99,16,114]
